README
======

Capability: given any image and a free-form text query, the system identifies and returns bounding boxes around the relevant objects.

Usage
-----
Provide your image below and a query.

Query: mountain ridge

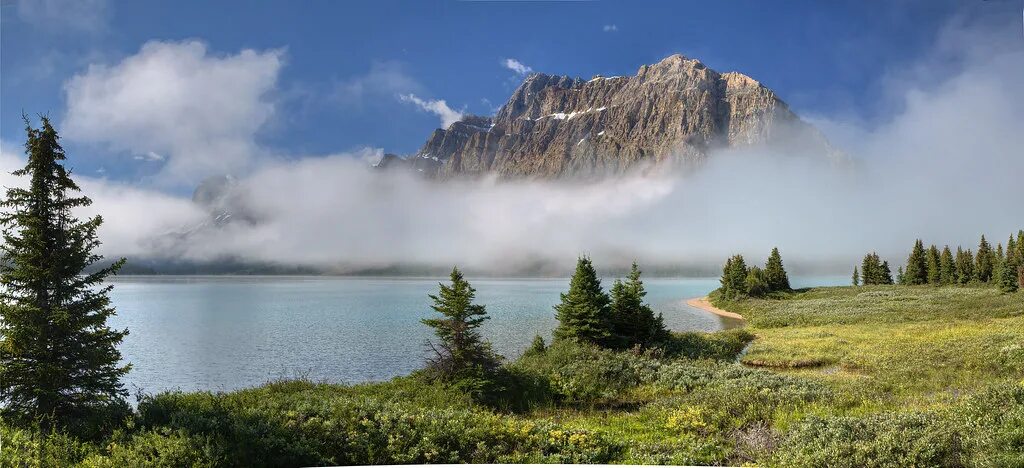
[383,54,838,178]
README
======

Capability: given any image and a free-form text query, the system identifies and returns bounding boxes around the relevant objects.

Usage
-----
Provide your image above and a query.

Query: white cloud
[398,94,464,129]
[62,40,284,185]
[133,151,165,162]
[602,24,618,32]
[332,60,422,106]
[502,58,533,76]
[17,0,108,34]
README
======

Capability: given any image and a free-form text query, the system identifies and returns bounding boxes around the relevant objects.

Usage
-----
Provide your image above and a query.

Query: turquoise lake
[106,275,846,394]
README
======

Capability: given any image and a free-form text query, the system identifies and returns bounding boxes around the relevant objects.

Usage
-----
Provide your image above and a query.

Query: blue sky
[0,0,1017,188]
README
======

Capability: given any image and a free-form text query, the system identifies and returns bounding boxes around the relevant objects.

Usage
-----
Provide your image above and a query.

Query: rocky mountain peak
[395,54,837,179]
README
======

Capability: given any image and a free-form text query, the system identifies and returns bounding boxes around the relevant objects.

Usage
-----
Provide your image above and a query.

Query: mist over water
[1,16,1021,275]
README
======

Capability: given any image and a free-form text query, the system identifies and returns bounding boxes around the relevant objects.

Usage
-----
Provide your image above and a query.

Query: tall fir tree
[996,255,1019,293]
[609,262,668,349]
[1007,235,1017,266]
[904,239,928,285]
[880,261,894,285]
[1,117,130,434]
[852,266,859,286]
[975,235,994,282]
[955,247,974,284]
[763,247,791,292]
[938,245,956,285]
[421,267,499,380]
[861,252,891,285]
[926,245,941,285]
[719,254,749,299]
[554,257,612,345]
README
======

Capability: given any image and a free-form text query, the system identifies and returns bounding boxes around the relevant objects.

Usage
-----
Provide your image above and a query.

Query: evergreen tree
[904,239,928,285]
[554,257,612,345]
[955,247,974,284]
[938,246,956,285]
[1,117,130,434]
[763,247,791,292]
[1007,235,1018,268]
[745,266,769,297]
[880,261,894,285]
[609,262,668,349]
[719,254,750,299]
[422,267,499,380]
[861,252,890,285]
[896,266,904,285]
[861,253,877,285]
[975,235,994,282]
[997,255,1019,293]
[926,245,941,285]
[526,335,546,355]
[852,266,859,286]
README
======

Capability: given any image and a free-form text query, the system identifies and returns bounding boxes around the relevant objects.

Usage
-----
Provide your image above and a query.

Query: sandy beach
[686,296,744,320]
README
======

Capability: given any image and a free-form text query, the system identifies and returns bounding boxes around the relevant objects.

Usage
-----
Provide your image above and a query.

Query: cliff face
[399,54,835,178]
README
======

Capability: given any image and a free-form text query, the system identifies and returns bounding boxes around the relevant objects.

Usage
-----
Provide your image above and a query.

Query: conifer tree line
[422,257,672,390]
[854,231,1023,293]
[718,247,792,299]
[1,117,130,436]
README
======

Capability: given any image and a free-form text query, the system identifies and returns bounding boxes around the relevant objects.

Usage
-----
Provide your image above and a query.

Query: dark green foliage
[0,117,130,436]
[975,235,994,282]
[744,266,770,297]
[879,261,894,285]
[997,255,1019,293]
[938,245,956,285]
[763,247,790,291]
[719,254,749,299]
[955,247,974,284]
[903,239,928,285]
[553,257,612,345]
[926,244,941,285]
[526,335,546,355]
[851,267,859,286]
[860,252,893,285]
[660,328,755,361]
[421,267,500,384]
[608,262,669,349]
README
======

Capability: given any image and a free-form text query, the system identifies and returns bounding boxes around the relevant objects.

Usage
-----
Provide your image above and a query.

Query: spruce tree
[609,262,668,349]
[926,245,941,285]
[763,247,791,292]
[724,254,749,298]
[1,117,130,434]
[904,239,928,285]
[896,266,904,285]
[880,261,894,285]
[955,247,974,284]
[852,266,859,286]
[997,255,1018,293]
[421,267,499,380]
[975,235,994,282]
[939,246,956,285]
[554,257,612,345]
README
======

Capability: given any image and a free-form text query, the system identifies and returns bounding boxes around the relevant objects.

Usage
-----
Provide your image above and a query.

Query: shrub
[771,412,963,467]
[513,340,660,403]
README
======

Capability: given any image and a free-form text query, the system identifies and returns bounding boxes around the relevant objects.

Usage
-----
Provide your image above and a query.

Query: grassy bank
[6,286,1023,467]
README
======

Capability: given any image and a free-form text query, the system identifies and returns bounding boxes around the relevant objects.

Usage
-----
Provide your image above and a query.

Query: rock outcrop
[398,54,837,178]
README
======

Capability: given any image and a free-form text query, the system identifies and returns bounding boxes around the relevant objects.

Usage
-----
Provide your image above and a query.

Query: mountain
[388,54,838,178]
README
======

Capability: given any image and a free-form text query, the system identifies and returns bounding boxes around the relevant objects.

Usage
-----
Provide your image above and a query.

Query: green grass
[6,285,1024,466]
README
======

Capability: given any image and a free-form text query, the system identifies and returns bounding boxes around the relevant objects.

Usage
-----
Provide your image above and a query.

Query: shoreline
[686,296,745,320]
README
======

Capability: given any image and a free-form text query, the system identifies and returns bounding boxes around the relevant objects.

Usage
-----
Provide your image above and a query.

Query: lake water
[106,275,846,394]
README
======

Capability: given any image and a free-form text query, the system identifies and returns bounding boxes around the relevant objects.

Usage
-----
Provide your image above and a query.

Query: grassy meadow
[5,285,1023,467]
